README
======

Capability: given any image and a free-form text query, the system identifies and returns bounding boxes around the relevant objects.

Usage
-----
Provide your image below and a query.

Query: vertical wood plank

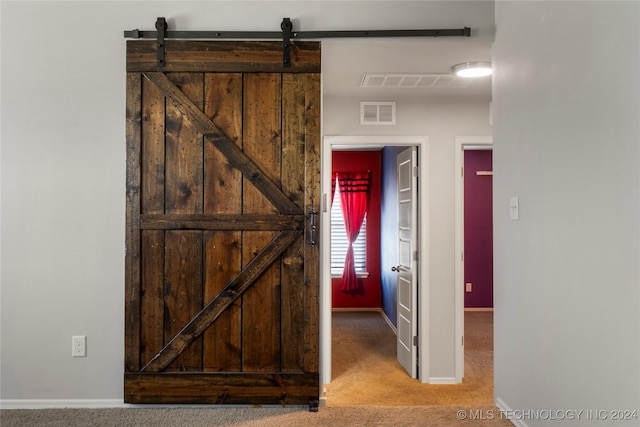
[164,230,204,371]
[203,231,242,371]
[303,73,321,373]
[204,73,243,214]
[242,73,281,371]
[125,72,142,372]
[140,230,165,366]
[165,73,204,215]
[163,73,205,372]
[203,73,243,371]
[141,75,166,214]
[139,75,166,369]
[280,73,307,371]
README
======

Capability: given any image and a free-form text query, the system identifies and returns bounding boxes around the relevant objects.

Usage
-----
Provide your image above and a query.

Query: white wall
[493,1,640,424]
[325,96,492,379]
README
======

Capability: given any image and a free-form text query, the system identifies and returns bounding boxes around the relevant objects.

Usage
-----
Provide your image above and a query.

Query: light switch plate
[510,196,519,220]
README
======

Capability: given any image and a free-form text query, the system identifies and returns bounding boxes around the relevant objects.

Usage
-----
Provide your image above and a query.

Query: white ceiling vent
[361,73,472,88]
[360,102,396,125]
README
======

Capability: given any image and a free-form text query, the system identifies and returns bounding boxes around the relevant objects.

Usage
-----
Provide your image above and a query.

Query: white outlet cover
[72,335,86,357]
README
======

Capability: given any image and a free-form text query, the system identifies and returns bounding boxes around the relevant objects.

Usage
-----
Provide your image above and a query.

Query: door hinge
[413,250,418,261]
[413,166,419,177]
[462,336,464,346]
[461,166,464,177]
[413,336,419,347]
[461,251,464,262]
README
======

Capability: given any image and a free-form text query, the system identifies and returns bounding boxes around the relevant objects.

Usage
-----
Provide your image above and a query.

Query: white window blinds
[330,184,367,275]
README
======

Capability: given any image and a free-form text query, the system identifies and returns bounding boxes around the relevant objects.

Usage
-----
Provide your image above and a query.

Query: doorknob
[391,265,401,272]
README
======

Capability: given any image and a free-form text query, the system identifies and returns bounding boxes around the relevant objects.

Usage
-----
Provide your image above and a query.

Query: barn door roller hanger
[125,17,471,68]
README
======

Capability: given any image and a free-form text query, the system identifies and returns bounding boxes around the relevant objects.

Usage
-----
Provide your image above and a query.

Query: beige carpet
[1,406,514,426]
[326,311,494,406]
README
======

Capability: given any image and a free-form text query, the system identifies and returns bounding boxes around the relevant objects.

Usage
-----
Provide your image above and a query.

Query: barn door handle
[308,209,318,247]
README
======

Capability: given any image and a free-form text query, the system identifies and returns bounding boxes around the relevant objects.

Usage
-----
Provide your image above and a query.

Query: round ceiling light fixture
[451,61,492,78]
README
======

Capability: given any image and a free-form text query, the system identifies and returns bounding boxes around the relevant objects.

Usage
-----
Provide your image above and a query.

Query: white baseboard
[427,377,456,384]
[319,386,327,408]
[495,397,527,427]
[464,308,494,312]
[380,310,398,335]
[0,399,125,409]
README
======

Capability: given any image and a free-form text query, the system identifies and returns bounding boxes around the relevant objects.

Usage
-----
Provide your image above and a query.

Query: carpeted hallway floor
[326,310,494,406]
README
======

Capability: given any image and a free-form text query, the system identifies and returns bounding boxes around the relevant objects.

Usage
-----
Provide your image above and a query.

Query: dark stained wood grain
[303,73,321,372]
[127,40,321,73]
[124,372,319,404]
[138,74,167,370]
[142,231,299,373]
[140,214,304,230]
[125,72,143,372]
[140,230,165,367]
[280,73,307,371]
[126,40,320,405]
[241,73,281,372]
[203,73,242,215]
[163,231,203,372]
[165,73,204,215]
[140,77,165,214]
[143,72,301,215]
[203,73,243,372]
[203,231,241,372]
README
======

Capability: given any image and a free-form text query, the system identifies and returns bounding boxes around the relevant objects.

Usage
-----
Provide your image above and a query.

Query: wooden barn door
[124,41,321,405]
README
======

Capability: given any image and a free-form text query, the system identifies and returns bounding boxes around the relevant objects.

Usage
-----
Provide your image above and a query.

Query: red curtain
[336,171,370,294]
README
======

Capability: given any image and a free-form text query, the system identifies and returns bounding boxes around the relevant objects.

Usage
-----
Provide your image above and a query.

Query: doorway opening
[454,136,493,380]
[320,136,430,403]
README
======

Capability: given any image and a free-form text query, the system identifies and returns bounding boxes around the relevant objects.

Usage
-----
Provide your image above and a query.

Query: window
[330,183,367,276]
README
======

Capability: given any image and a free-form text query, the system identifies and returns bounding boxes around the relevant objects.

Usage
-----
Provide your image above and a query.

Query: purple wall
[464,150,493,308]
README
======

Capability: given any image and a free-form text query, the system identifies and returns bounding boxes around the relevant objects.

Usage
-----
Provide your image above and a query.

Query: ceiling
[321,37,492,100]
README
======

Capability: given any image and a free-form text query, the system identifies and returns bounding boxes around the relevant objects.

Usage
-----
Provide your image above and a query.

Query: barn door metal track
[124,17,471,68]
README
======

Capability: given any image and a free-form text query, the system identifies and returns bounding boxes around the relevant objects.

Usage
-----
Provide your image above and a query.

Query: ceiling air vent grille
[361,73,472,88]
[360,102,396,125]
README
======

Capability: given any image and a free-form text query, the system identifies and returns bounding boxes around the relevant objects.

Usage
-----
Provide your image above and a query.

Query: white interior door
[396,147,418,378]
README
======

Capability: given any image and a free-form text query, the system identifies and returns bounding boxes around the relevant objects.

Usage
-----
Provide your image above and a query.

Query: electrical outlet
[466,283,472,292]
[72,335,86,357]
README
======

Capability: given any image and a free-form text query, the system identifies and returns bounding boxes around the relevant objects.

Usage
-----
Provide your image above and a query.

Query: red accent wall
[332,151,382,309]
[464,150,493,308]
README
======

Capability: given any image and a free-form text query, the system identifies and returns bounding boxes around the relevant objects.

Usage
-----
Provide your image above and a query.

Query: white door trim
[320,135,430,388]
[454,136,493,383]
